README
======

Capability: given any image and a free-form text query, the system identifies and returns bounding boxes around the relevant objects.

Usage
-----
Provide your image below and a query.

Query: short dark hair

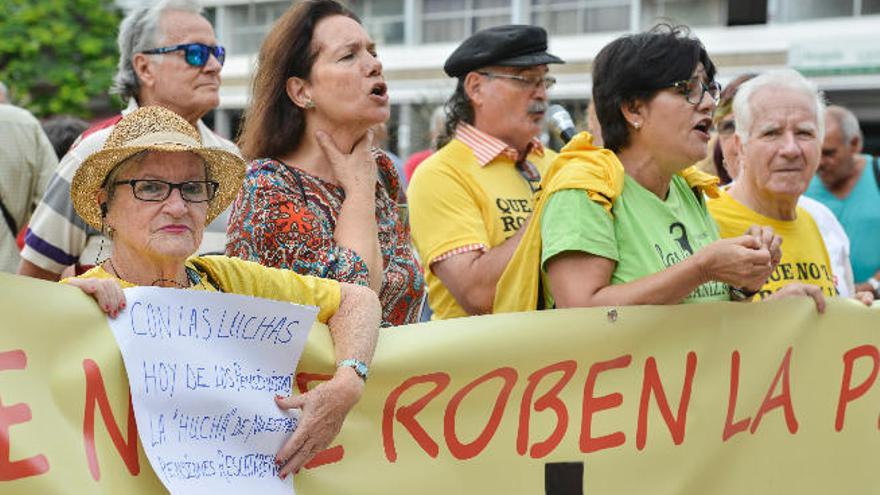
[592,24,716,152]
[41,115,89,160]
[238,0,359,160]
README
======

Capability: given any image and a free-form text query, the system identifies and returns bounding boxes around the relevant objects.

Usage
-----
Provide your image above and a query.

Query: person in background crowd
[19,0,238,281]
[711,73,757,184]
[714,74,856,297]
[403,105,446,183]
[0,81,8,104]
[0,103,58,272]
[227,0,425,327]
[806,105,880,299]
[497,26,822,312]
[41,116,90,161]
[65,106,380,477]
[14,115,91,259]
[407,24,563,319]
[708,69,872,305]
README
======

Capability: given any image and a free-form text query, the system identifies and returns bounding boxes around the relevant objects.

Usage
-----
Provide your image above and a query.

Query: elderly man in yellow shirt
[407,25,564,319]
[707,69,872,305]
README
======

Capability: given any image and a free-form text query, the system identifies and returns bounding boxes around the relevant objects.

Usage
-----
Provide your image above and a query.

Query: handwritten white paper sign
[107,287,318,495]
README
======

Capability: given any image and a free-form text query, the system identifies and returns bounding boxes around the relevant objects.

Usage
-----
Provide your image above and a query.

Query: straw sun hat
[71,106,246,232]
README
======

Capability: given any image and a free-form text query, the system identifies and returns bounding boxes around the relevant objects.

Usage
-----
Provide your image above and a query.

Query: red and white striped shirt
[455,122,544,167]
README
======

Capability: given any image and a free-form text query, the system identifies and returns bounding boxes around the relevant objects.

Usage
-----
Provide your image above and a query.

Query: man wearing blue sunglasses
[20,0,240,281]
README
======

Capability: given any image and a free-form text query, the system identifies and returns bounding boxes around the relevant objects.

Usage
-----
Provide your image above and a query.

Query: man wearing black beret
[407,24,564,319]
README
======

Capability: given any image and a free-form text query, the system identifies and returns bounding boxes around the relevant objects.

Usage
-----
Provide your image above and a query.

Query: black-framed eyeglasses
[141,43,226,67]
[476,71,556,90]
[717,119,736,136]
[114,179,219,203]
[669,77,721,105]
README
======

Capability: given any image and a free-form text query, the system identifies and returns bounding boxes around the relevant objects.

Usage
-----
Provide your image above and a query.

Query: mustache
[528,101,547,114]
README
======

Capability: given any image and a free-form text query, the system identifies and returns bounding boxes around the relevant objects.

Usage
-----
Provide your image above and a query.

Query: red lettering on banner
[517,360,577,459]
[294,372,344,469]
[0,350,49,481]
[723,351,751,441]
[444,367,518,460]
[749,347,798,434]
[580,355,632,453]
[636,352,697,450]
[382,372,450,462]
[834,345,879,431]
[82,359,140,481]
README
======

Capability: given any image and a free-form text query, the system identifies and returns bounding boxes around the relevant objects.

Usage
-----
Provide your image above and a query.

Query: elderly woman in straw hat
[64,106,380,477]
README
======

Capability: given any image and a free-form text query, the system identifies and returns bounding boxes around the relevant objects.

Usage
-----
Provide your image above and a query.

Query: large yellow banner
[1,272,879,494]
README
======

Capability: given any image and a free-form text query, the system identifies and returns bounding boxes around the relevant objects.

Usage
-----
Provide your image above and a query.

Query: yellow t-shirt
[707,190,837,299]
[407,139,555,319]
[67,255,341,323]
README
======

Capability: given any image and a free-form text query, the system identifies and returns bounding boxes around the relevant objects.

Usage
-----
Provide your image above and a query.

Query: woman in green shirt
[540,25,823,309]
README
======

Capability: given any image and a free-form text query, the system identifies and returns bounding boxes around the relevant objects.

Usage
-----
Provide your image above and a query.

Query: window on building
[770,0,858,22]
[421,0,513,43]
[530,0,631,35]
[350,0,406,45]
[225,1,290,55]
[641,0,725,28]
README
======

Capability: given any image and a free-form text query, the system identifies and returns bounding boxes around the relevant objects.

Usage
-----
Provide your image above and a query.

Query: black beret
[444,25,564,78]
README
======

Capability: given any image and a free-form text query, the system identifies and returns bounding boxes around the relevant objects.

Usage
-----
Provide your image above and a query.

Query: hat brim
[494,51,565,67]
[71,143,246,233]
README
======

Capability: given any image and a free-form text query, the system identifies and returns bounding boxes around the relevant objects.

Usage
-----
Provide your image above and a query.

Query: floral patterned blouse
[226,151,426,327]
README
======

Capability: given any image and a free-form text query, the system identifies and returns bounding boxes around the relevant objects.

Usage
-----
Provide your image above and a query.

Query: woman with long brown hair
[227,0,424,327]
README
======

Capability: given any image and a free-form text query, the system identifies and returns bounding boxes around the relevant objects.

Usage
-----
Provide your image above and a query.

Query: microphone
[547,104,576,143]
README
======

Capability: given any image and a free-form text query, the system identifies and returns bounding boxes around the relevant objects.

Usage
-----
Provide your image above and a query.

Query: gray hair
[111,0,204,102]
[733,69,826,145]
[825,105,863,144]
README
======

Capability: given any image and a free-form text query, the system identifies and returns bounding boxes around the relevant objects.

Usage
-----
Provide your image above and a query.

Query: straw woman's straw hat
[71,106,245,231]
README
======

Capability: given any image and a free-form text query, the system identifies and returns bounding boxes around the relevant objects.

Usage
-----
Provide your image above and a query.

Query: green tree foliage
[0,0,121,118]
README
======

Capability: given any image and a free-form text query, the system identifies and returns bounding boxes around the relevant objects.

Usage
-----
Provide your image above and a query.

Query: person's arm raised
[316,130,384,292]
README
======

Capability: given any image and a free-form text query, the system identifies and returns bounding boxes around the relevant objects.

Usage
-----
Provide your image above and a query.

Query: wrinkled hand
[67,277,126,318]
[745,225,782,268]
[695,235,772,290]
[767,283,826,313]
[315,129,378,196]
[852,290,874,307]
[274,370,364,477]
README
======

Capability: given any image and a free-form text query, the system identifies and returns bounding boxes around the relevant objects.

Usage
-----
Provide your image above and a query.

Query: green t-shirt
[540,174,729,307]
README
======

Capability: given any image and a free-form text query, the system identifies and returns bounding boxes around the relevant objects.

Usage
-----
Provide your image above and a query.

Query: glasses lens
[708,82,721,101]
[185,44,209,67]
[181,182,207,201]
[214,46,226,66]
[543,76,556,90]
[133,180,169,201]
[687,79,703,103]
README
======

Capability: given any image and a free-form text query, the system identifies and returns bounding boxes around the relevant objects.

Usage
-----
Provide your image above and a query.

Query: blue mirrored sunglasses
[141,43,226,67]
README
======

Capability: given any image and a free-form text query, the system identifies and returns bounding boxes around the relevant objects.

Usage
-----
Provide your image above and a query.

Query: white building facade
[201,0,880,157]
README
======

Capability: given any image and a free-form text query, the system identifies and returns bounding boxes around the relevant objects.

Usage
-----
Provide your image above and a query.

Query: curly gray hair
[111,0,204,102]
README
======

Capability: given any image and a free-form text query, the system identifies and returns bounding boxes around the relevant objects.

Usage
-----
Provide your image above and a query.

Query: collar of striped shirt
[455,122,544,167]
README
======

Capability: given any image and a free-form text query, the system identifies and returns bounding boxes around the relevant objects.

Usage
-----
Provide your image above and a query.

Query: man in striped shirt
[18,0,238,280]
[407,25,564,319]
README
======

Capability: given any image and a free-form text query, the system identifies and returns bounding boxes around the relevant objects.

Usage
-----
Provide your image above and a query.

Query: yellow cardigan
[492,132,720,313]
